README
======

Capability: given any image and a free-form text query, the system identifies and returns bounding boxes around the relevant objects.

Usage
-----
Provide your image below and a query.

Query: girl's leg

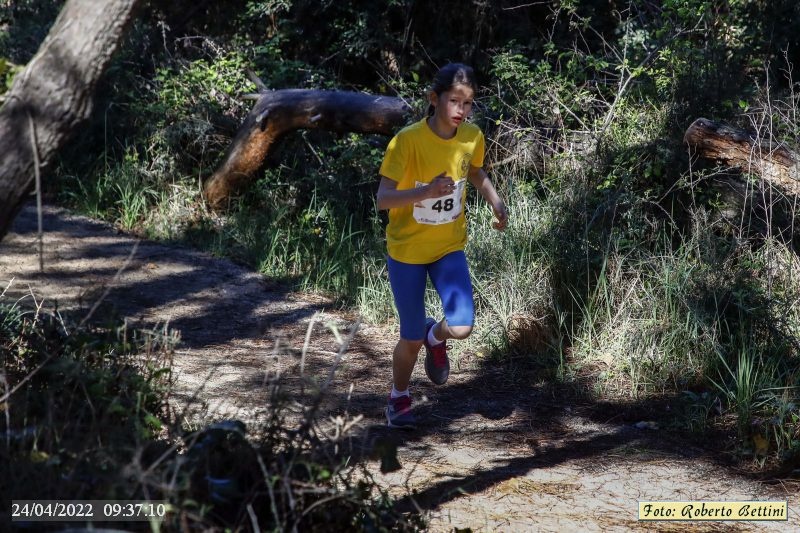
[428,250,475,341]
[386,256,428,390]
[392,339,424,391]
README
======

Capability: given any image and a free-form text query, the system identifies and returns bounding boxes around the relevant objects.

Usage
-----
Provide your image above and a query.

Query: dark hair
[426,63,477,117]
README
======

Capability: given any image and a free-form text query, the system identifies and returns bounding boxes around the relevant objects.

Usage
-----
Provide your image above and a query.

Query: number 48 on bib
[413,180,465,225]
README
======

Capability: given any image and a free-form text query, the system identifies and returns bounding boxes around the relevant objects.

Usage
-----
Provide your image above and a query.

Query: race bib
[413,180,465,225]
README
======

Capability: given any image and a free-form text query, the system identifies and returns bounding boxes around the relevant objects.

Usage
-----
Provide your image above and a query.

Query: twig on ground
[300,313,319,381]
[26,112,43,272]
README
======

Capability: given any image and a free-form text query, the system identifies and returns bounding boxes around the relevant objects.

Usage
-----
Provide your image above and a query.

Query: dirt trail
[2,204,798,532]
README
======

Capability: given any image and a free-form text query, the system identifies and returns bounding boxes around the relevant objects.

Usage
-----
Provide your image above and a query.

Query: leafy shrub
[1,292,175,505]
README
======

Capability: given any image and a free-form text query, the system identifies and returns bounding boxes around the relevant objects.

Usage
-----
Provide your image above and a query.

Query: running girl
[377,63,508,429]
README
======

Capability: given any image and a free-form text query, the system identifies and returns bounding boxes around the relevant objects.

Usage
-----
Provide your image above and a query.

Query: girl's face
[430,83,474,131]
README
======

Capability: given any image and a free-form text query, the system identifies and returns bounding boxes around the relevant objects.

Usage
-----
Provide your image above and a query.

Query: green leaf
[144,413,162,431]
[107,401,127,415]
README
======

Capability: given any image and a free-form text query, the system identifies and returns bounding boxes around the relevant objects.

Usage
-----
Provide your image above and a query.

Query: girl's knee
[447,325,473,340]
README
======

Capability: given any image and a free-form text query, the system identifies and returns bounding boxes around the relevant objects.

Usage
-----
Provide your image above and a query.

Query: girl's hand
[427,172,456,198]
[492,202,508,231]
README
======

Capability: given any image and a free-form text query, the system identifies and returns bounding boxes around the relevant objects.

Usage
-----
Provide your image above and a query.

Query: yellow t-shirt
[379,118,485,264]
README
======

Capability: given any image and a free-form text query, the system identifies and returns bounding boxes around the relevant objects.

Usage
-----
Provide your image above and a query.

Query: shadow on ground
[0,204,323,348]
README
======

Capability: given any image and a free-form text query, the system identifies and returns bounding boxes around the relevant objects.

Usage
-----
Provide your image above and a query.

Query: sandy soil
[1,203,798,532]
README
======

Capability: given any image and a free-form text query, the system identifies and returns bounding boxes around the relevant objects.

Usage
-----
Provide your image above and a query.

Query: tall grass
[441,67,800,464]
[61,146,193,235]
[466,189,556,362]
[220,183,386,301]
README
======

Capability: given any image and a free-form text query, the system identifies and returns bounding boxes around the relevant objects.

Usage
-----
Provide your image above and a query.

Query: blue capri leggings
[387,250,475,341]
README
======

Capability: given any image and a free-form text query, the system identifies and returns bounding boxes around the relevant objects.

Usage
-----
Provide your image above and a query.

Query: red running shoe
[423,317,449,385]
[385,394,416,429]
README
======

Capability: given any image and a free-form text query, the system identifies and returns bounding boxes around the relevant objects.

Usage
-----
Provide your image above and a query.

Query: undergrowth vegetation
[0,288,419,530]
[4,0,800,523]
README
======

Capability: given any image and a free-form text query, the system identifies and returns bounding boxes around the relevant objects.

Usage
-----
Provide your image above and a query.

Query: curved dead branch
[203,89,412,210]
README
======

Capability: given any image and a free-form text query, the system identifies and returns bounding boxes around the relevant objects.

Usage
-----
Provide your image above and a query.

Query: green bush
[1,294,175,504]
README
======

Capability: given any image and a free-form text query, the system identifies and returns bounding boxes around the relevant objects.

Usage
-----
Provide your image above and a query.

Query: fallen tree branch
[203,89,412,210]
[684,117,800,195]
[685,118,800,252]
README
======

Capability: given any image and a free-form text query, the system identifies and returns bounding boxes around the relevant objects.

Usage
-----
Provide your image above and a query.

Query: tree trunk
[0,0,141,241]
[684,117,800,195]
[203,89,412,210]
[685,118,800,252]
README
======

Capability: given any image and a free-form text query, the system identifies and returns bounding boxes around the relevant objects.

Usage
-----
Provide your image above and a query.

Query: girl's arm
[377,173,455,210]
[468,165,508,231]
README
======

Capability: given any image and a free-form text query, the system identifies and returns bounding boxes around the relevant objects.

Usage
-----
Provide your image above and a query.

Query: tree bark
[685,118,800,252]
[684,117,800,195]
[0,0,141,241]
[203,89,413,210]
